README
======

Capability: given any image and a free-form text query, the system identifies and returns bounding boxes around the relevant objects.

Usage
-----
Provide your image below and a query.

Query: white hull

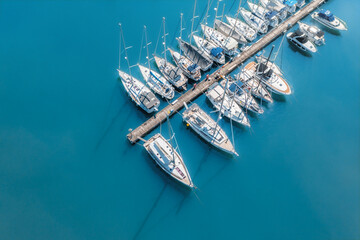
[311,12,348,31]
[226,16,257,42]
[240,8,268,34]
[298,21,325,46]
[193,35,225,65]
[287,31,317,53]
[168,48,201,81]
[154,55,188,90]
[248,2,279,28]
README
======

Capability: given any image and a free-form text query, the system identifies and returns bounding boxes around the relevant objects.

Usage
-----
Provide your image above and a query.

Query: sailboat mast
[190,0,197,41]
[213,76,230,140]
[144,25,151,71]
[221,2,225,22]
[179,13,184,55]
[166,113,176,164]
[162,17,167,63]
[214,0,221,29]
[119,23,133,78]
[118,24,122,70]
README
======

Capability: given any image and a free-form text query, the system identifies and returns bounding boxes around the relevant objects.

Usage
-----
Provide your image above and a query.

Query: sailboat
[259,0,287,21]
[138,26,175,100]
[168,48,201,81]
[206,82,250,127]
[220,78,264,114]
[144,115,193,188]
[182,103,238,156]
[247,1,279,28]
[226,16,257,42]
[240,7,268,34]
[117,24,160,113]
[214,19,248,44]
[153,17,188,90]
[235,68,273,103]
[193,35,225,65]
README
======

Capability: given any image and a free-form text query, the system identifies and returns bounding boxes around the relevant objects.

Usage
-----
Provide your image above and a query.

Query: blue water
[0,0,359,239]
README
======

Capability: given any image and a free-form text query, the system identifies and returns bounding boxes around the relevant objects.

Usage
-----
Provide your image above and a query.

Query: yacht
[255,53,283,76]
[298,21,325,46]
[201,24,239,56]
[286,30,317,53]
[247,61,291,95]
[214,19,247,44]
[138,65,175,100]
[118,70,160,113]
[143,133,193,188]
[168,48,201,81]
[220,78,264,114]
[206,82,250,127]
[236,68,273,103]
[177,38,213,71]
[225,16,257,42]
[182,103,238,156]
[247,2,279,28]
[154,55,188,90]
[240,8,268,34]
[311,9,348,31]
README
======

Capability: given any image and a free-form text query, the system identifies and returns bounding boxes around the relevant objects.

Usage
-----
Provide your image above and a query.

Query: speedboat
[214,19,247,44]
[298,21,325,46]
[249,61,291,95]
[138,64,175,99]
[247,2,279,28]
[311,9,348,31]
[239,8,268,34]
[143,133,193,188]
[220,78,264,114]
[168,48,201,81]
[182,103,237,156]
[236,67,273,103]
[118,70,160,113]
[226,16,257,42]
[177,38,213,71]
[154,55,188,90]
[206,82,250,127]
[201,24,239,56]
[286,30,317,53]
[193,35,225,65]
[259,0,287,21]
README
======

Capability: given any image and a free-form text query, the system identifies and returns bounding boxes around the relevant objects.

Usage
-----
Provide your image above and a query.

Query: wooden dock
[127,0,325,143]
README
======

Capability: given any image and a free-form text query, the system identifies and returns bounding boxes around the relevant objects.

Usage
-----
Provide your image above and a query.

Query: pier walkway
[127,0,325,143]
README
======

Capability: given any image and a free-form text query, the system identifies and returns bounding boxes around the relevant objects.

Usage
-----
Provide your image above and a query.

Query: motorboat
[311,9,348,31]
[193,35,225,65]
[168,48,201,81]
[183,103,237,156]
[206,82,250,127]
[298,21,325,45]
[286,30,317,53]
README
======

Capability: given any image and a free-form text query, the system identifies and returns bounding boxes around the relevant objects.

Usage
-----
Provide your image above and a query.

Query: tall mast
[165,114,176,164]
[201,0,211,41]
[189,0,198,42]
[212,75,229,140]
[179,13,184,55]
[119,23,133,78]
[162,17,167,63]
[144,25,151,71]
[214,0,221,29]
[221,2,225,22]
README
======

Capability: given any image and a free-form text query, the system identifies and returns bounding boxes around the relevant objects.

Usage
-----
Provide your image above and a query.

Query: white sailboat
[247,1,279,28]
[240,7,268,34]
[226,16,257,42]
[220,78,264,114]
[259,0,287,21]
[193,35,225,65]
[206,82,250,127]
[144,115,193,188]
[201,24,239,56]
[168,48,201,81]
[182,103,238,156]
[117,24,160,113]
[177,38,213,71]
[154,17,188,90]
[214,19,248,44]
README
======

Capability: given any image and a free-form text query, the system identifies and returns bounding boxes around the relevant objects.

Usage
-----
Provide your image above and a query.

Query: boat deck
[127,0,325,144]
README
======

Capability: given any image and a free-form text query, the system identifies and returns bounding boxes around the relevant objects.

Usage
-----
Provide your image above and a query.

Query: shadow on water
[132,182,168,240]
[199,160,230,189]
[272,93,287,102]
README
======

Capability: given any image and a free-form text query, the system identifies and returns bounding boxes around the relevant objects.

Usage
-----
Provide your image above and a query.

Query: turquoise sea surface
[0,0,359,239]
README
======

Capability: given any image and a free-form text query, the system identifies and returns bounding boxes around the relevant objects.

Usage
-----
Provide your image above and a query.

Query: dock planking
[127,0,325,144]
